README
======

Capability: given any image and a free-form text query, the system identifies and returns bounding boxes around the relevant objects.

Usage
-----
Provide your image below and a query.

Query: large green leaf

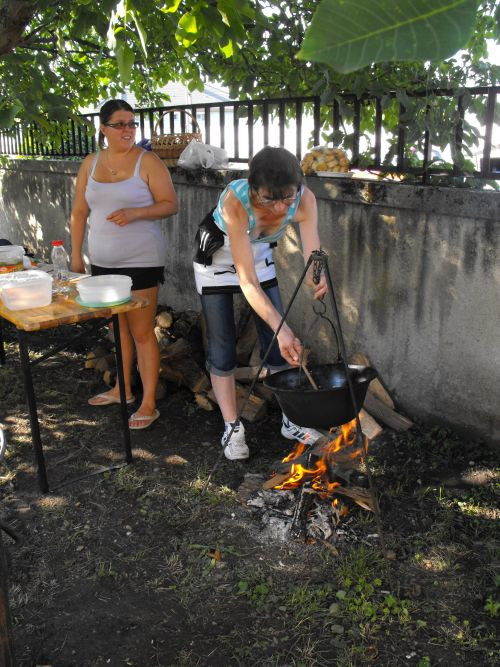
[115,42,135,86]
[0,100,23,129]
[297,0,480,72]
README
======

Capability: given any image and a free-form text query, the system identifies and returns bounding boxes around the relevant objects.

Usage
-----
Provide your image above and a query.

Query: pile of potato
[301,146,350,175]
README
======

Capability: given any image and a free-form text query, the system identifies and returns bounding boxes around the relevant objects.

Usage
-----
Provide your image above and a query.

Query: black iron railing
[0,86,498,180]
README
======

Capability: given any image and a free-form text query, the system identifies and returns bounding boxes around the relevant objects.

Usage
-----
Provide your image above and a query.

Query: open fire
[243,419,376,543]
[274,420,364,491]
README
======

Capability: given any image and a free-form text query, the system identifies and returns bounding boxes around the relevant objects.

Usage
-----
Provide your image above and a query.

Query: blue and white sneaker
[221,421,249,460]
[281,415,322,445]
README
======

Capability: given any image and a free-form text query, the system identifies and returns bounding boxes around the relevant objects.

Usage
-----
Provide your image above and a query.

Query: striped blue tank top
[213,179,302,243]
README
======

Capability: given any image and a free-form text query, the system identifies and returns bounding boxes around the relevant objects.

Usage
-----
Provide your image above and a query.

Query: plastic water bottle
[50,240,70,293]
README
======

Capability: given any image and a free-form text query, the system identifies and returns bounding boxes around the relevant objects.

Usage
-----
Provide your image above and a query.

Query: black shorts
[90,265,165,291]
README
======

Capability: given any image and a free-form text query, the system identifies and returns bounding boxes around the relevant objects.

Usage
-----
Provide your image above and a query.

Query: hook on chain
[312,249,327,285]
[311,296,341,362]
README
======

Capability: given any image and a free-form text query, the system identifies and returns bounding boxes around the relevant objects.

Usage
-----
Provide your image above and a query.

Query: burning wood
[244,420,378,543]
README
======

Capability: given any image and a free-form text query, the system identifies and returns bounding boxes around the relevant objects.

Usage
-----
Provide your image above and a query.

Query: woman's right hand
[277,324,303,366]
[70,256,85,274]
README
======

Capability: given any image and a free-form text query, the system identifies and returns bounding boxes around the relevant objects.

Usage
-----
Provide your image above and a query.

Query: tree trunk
[0,0,38,56]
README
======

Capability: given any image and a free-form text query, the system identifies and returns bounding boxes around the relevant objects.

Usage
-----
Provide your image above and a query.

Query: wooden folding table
[0,287,148,492]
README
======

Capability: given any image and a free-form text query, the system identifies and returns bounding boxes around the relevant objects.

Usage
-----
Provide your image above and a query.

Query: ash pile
[238,424,380,546]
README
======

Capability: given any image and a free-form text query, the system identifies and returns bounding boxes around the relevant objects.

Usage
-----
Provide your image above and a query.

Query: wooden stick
[300,361,319,390]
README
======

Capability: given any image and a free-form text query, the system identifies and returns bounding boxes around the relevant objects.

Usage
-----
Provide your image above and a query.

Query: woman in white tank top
[70,100,178,430]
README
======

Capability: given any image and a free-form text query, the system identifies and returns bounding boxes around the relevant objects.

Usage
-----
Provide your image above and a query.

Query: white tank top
[85,150,166,268]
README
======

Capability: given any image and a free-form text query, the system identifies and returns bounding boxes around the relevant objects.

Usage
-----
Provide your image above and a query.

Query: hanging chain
[312,249,326,285]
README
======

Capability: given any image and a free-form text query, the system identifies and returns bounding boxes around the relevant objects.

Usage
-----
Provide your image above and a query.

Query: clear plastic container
[0,245,25,267]
[76,275,132,305]
[0,270,53,310]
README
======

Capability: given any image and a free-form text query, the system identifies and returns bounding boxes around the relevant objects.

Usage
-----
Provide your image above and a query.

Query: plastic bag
[178,140,229,169]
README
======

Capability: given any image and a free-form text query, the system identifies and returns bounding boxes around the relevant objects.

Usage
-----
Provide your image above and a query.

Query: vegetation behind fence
[0,86,498,183]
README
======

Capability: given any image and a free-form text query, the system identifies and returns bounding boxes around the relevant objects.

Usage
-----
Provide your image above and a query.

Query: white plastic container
[76,274,132,306]
[0,245,25,267]
[0,270,53,310]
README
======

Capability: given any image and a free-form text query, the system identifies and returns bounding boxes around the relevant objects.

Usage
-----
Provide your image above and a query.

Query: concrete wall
[1,159,499,444]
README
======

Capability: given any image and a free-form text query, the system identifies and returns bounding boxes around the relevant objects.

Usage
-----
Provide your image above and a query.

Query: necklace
[106,151,118,176]
[105,147,133,177]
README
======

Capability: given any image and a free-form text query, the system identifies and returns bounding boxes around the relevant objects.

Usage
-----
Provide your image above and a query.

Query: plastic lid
[52,240,63,246]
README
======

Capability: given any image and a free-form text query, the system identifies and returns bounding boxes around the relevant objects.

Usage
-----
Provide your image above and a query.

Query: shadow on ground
[0,325,498,666]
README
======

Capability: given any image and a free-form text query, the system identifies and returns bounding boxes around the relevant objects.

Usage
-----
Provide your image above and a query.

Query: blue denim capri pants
[200,282,289,377]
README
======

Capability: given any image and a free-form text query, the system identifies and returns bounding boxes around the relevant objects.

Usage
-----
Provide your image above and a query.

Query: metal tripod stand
[203,249,369,487]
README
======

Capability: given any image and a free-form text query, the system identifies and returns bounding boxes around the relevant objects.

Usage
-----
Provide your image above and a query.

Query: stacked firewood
[85,308,414,434]
[156,308,272,421]
[84,307,275,422]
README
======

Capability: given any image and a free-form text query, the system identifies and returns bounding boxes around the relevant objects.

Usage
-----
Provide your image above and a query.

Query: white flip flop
[88,392,135,406]
[128,409,160,430]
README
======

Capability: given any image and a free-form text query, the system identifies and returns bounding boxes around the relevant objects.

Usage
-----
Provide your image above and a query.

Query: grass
[1,328,499,666]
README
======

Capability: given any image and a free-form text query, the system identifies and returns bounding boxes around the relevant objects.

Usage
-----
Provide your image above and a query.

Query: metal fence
[0,86,498,181]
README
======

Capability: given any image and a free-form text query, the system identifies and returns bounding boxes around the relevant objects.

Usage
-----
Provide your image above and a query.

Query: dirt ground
[0,323,499,667]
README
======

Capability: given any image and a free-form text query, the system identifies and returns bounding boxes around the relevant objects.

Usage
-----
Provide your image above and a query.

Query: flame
[272,419,368,499]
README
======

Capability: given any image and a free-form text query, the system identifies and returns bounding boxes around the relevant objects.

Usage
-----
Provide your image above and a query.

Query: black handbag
[193,207,225,266]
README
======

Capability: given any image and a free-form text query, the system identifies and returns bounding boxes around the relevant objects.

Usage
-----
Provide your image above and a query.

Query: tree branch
[0,0,39,56]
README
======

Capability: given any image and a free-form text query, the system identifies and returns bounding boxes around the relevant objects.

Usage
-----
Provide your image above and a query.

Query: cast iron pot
[263,363,377,428]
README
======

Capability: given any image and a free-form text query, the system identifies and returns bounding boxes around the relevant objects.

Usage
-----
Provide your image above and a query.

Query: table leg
[112,314,133,464]
[0,319,5,365]
[17,331,49,493]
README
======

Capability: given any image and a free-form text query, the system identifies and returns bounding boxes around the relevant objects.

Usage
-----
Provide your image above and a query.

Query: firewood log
[159,356,209,393]
[103,368,116,387]
[358,409,383,440]
[207,382,267,422]
[159,337,190,362]
[194,393,216,411]
[85,345,109,369]
[94,355,114,375]
[156,310,174,329]
[351,353,395,409]
[363,392,413,431]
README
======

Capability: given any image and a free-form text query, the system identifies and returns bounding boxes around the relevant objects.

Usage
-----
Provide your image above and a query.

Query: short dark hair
[248,146,304,197]
[98,99,135,149]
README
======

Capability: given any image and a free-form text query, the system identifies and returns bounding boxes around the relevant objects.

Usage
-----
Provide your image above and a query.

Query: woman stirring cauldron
[194,146,327,460]
[70,99,178,429]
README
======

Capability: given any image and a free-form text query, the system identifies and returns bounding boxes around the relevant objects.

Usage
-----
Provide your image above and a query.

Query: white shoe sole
[281,425,299,440]
[224,446,249,461]
[281,425,319,445]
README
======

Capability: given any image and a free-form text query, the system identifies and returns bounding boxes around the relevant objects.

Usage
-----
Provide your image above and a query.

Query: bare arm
[295,186,327,299]
[70,155,93,273]
[106,152,178,226]
[224,193,302,365]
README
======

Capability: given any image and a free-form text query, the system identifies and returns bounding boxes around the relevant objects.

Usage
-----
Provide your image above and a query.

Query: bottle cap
[52,240,63,246]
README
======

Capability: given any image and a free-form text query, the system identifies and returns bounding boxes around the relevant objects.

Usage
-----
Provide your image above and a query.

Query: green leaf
[130,10,148,57]
[115,42,135,86]
[298,0,480,73]
[71,9,96,38]
[176,12,199,47]
[162,0,182,13]
[0,101,23,129]
[219,38,234,58]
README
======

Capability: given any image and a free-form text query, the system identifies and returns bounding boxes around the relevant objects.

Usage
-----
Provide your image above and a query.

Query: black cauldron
[263,363,376,428]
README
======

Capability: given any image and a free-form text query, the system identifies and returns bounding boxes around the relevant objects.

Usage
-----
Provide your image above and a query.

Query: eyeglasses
[254,191,297,207]
[104,121,139,130]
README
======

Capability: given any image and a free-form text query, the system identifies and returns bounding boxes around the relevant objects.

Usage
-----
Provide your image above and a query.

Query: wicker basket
[151,109,202,166]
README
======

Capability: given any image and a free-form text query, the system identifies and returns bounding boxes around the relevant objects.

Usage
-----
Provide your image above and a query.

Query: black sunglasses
[104,121,139,129]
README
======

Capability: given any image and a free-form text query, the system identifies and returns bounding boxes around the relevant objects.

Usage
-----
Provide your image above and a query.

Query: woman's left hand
[306,273,328,300]
[107,208,136,226]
